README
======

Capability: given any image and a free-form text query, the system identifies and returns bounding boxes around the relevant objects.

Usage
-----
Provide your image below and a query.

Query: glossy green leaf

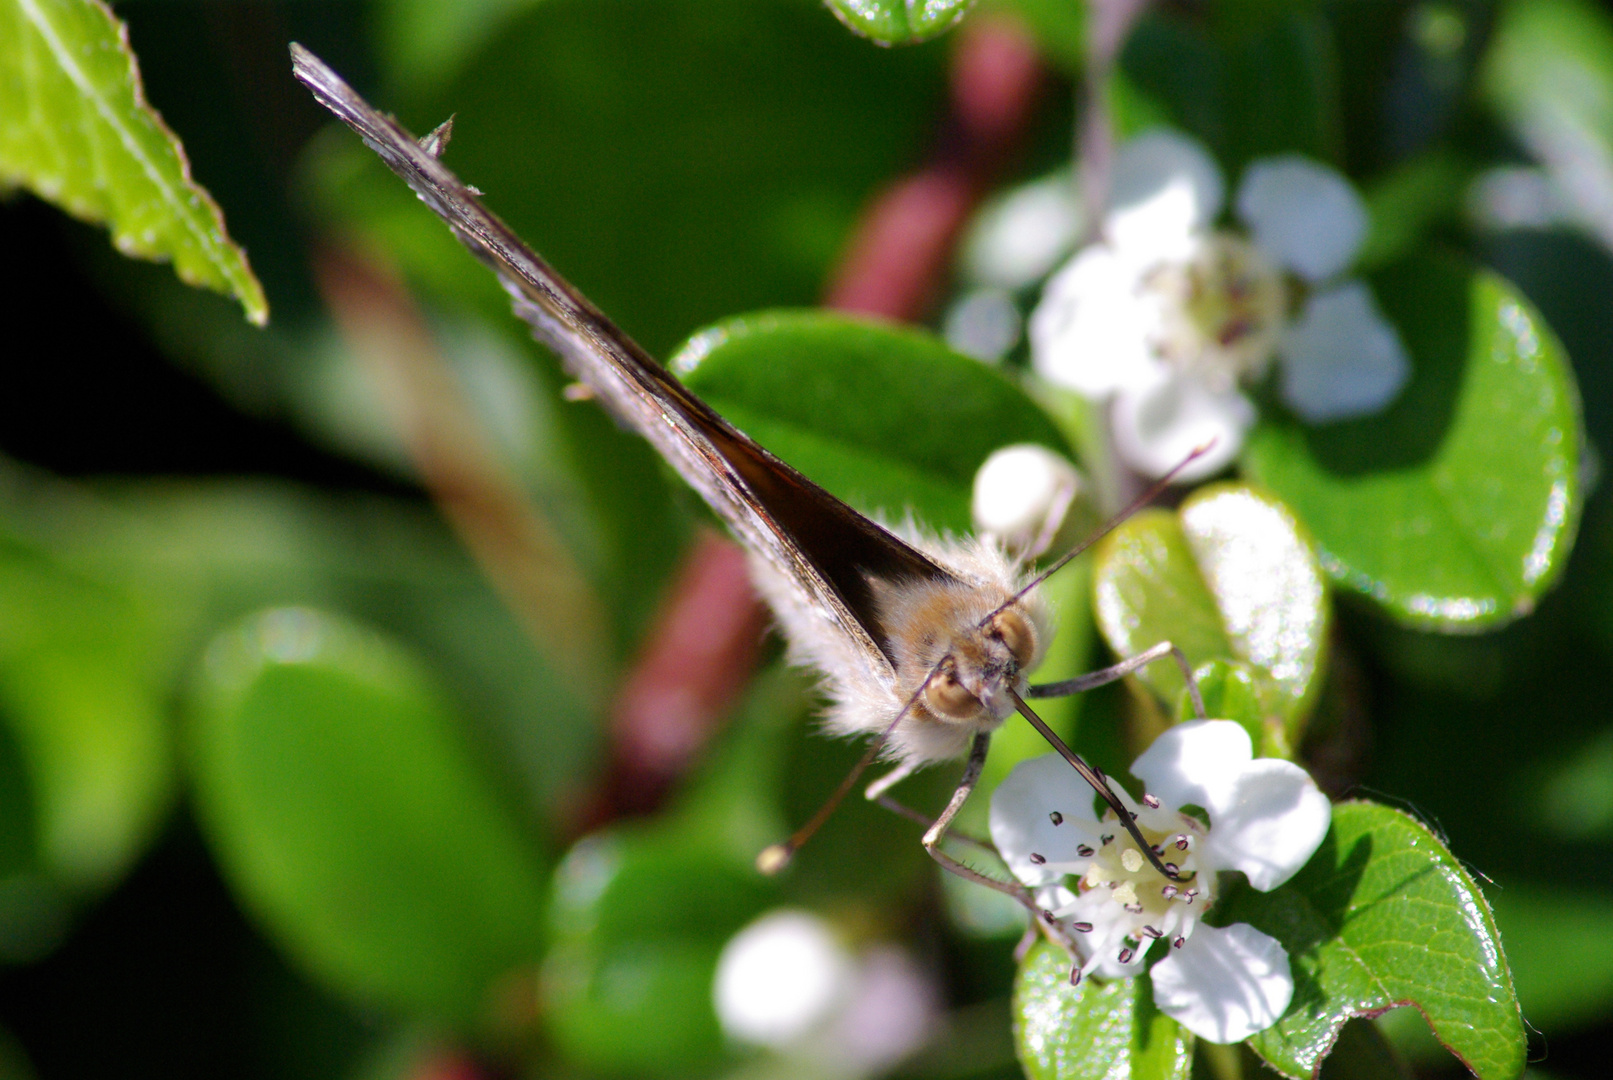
[0,0,266,324]
[188,608,549,1026]
[1243,258,1581,632]
[1092,485,1329,733]
[1176,659,1289,759]
[1014,939,1192,1080]
[672,311,1074,533]
[1220,802,1524,1080]
[823,0,975,45]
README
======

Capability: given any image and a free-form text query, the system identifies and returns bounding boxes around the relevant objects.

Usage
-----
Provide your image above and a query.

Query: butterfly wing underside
[290,44,954,679]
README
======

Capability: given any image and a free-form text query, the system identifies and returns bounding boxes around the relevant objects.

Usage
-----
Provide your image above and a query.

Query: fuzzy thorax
[749,529,1052,765]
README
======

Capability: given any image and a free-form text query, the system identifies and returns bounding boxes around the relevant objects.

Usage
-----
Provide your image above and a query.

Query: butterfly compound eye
[925,668,982,720]
[991,610,1037,669]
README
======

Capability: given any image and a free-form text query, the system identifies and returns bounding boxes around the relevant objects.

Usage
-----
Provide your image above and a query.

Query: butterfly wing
[291,44,954,675]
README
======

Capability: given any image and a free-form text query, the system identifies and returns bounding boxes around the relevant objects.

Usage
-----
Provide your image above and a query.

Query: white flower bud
[972,444,1083,557]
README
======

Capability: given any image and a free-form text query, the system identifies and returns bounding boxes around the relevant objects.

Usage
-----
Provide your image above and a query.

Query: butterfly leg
[1027,640,1207,719]
[866,761,996,854]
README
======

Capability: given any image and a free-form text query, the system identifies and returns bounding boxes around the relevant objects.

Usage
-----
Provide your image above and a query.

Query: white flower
[714,909,937,1072]
[1029,130,1410,481]
[988,720,1332,1044]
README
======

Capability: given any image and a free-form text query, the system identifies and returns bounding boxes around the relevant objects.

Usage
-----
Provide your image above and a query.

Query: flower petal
[1199,759,1331,890]
[1152,922,1293,1043]
[1108,130,1225,263]
[989,754,1102,886]
[1131,720,1254,815]
[1030,245,1164,397]
[962,171,1084,290]
[1235,156,1367,281]
[1278,281,1411,422]
[1110,371,1254,481]
[714,909,855,1047]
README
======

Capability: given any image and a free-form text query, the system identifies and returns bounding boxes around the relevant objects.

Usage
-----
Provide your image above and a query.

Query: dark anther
[1151,844,1164,856]
[1118,948,1134,964]
[1175,836,1190,850]
[1162,885,1179,900]
[1173,936,1185,949]
[1070,967,1083,986]
[1141,925,1163,939]
[1077,844,1095,857]
[1049,811,1064,826]
[1164,863,1180,875]
[1072,921,1093,933]
[1041,910,1056,922]
[1143,794,1161,809]
[1029,852,1047,865]
[1101,834,1114,845]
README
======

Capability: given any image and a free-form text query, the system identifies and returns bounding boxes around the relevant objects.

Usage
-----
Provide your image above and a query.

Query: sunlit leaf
[1243,258,1581,632]
[188,607,549,1027]
[1222,802,1525,1080]
[823,0,976,45]
[1014,939,1192,1080]
[672,311,1073,534]
[0,0,267,323]
[1092,484,1329,736]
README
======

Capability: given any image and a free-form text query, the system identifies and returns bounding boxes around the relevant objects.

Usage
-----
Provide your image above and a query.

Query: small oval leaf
[187,607,549,1026]
[1092,485,1328,732]
[1220,801,1525,1080]
[824,0,976,44]
[1014,939,1192,1080]
[672,311,1073,533]
[1243,259,1581,632]
[0,0,267,323]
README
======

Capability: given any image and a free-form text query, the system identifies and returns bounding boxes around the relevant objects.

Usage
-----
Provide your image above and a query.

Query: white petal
[944,288,1023,363]
[714,910,854,1047]
[1110,371,1254,481]
[1131,720,1253,815]
[1199,759,1332,891]
[1152,922,1293,1044]
[989,754,1102,886]
[1278,281,1411,422]
[1235,156,1367,281]
[1030,246,1165,397]
[962,171,1084,290]
[828,946,939,1071]
[972,444,1083,555]
[1108,130,1225,263]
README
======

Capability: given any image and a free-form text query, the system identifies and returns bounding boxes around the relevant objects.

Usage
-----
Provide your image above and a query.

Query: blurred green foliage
[2,1,1613,1079]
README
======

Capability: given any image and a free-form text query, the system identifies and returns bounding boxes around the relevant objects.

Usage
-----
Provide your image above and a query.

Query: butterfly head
[923,606,1041,726]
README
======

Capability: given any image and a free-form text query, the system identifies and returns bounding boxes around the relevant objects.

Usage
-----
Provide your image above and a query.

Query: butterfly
[289,45,1200,897]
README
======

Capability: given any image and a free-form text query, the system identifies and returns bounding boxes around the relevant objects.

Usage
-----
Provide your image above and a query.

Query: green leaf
[1242,257,1582,632]
[672,311,1074,533]
[1014,939,1192,1080]
[544,828,775,1074]
[0,530,187,896]
[1356,151,1469,271]
[1177,659,1289,758]
[1221,802,1525,1080]
[1092,484,1329,734]
[188,608,549,1027]
[0,0,267,324]
[823,0,976,45]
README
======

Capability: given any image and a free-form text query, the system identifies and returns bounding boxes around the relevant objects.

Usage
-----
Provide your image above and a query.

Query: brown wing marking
[289,44,954,667]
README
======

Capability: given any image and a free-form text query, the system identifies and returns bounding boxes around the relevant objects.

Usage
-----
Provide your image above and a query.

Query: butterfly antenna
[984,441,1215,627]
[1010,690,1190,882]
[757,662,943,875]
